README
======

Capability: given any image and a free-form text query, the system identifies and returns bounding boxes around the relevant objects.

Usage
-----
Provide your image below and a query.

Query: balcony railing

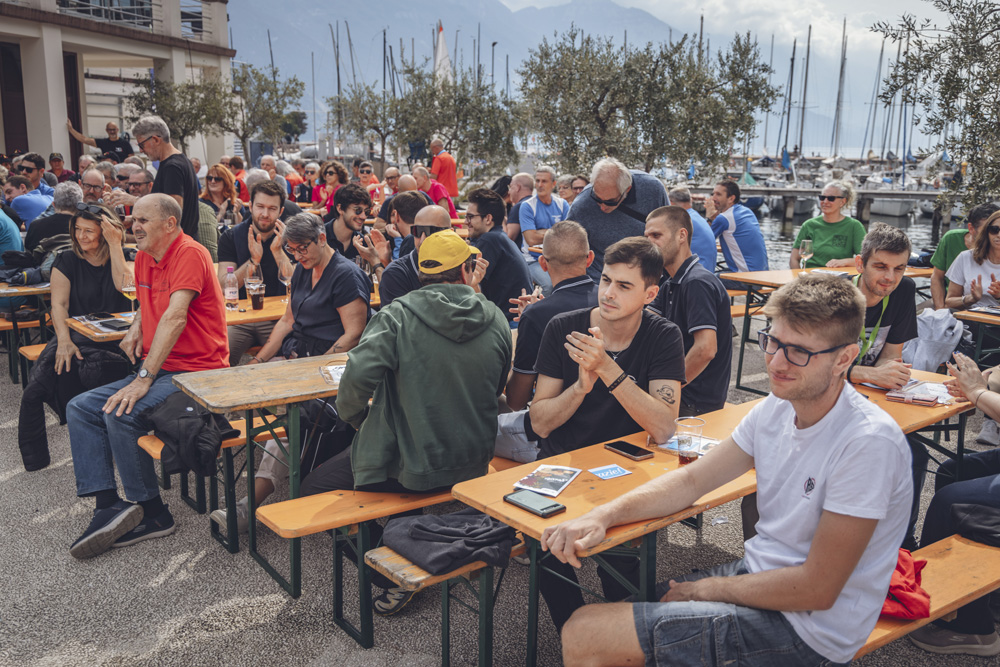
[56,0,161,32]
[179,0,210,42]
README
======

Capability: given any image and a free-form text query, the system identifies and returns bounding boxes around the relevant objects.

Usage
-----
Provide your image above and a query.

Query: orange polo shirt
[136,232,229,372]
[432,150,458,197]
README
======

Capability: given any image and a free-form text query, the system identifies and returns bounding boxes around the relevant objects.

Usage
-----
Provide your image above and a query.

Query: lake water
[756,207,947,269]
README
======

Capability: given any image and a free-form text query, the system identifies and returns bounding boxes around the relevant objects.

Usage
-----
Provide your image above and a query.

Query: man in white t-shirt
[543,273,912,666]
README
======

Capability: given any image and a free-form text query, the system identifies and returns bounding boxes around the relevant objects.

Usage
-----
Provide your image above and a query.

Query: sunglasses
[411,225,444,238]
[360,170,373,175]
[205,175,224,183]
[305,170,317,174]
[324,171,336,177]
[589,188,626,207]
[818,195,843,202]
[116,174,130,181]
[572,186,585,193]
[75,202,105,217]
[989,225,1000,236]
[18,165,37,174]
[126,181,148,189]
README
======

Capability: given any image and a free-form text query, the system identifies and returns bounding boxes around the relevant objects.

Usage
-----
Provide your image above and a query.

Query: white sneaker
[210,498,249,534]
[977,419,1000,446]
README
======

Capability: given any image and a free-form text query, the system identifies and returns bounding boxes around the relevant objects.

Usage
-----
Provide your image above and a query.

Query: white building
[0,0,234,164]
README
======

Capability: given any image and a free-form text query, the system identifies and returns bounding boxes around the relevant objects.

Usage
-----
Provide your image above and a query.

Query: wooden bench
[857,535,1000,658]
[730,304,763,320]
[366,540,527,666]
[17,342,46,388]
[0,312,51,385]
[254,455,519,648]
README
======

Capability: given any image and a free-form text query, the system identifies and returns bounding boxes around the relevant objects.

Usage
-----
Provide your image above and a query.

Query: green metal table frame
[967,320,1000,370]
[524,533,658,667]
[733,285,771,396]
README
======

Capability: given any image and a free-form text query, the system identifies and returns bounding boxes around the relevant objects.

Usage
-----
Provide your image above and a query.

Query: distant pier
[688,187,943,222]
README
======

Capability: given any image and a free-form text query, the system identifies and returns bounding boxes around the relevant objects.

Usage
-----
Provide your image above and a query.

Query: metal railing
[179,0,211,42]
[56,0,161,32]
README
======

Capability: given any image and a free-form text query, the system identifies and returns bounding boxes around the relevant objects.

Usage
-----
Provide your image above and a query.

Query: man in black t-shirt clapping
[530,237,686,632]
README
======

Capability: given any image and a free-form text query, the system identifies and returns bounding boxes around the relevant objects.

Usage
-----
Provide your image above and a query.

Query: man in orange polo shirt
[66,193,228,560]
[429,138,458,198]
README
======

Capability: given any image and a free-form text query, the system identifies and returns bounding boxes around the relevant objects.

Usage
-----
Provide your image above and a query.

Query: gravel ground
[1,317,999,666]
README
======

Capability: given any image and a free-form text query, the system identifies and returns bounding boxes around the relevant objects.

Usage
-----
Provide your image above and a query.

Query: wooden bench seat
[366,540,526,592]
[857,535,1000,658]
[18,342,45,362]
[730,304,763,320]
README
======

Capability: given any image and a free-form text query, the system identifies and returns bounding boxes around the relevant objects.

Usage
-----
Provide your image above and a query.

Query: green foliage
[124,75,225,152]
[327,82,398,172]
[217,64,304,158]
[874,0,1000,209]
[518,27,778,173]
[281,111,308,141]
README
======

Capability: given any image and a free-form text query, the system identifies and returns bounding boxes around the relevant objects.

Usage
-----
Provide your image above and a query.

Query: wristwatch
[138,367,157,381]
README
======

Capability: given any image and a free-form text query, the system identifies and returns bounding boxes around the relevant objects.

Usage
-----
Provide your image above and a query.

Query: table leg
[209,445,240,554]
[441,579,452,667]
[526,538,540,667]
[734,287,767,396]
[639,532,657,601]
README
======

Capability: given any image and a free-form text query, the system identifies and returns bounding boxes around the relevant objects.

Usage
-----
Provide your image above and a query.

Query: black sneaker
[373,586,416,616]
[112,504,176,548]
[70,501,143,560]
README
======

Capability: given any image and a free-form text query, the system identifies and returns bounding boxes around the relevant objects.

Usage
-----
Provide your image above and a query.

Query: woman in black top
[17,203,133,471]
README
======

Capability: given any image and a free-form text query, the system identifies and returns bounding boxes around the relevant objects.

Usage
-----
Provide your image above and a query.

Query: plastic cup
[674,416,705,465]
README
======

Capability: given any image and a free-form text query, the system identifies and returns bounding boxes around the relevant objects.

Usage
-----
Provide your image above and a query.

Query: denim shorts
[632,559,847,667]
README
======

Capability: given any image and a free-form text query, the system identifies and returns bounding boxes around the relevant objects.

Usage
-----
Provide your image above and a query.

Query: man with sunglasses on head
[567,158,669,283]
[467,187,532,324]
[67,119,135,162]
[7,153,54,226]
[705,180,768,289]
[546,273,911,667]
[217,180,295,367]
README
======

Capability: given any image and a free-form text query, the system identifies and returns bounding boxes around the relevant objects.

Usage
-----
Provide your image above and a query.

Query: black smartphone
[84,312,115,321]
[503,490,566,518]
[604,440,654,461]
[103,319,132,331]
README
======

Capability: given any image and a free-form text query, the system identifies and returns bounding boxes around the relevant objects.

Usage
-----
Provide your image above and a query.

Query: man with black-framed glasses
[547,273,912,667]
[467,187,532,323]
[567,157,669,283]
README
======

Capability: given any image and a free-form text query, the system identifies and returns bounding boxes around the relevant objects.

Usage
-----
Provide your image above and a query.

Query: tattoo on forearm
[656,385,676,405]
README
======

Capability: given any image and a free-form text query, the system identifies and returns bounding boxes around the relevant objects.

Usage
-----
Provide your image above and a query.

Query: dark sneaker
[910,623,1000,656]
[112,505,176,548]
[373,586,416,616]
[70,501,143,560]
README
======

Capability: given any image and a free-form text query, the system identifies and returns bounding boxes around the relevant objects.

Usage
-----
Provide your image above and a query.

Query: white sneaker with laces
[210,498,250,534]
[976,418,1000,446]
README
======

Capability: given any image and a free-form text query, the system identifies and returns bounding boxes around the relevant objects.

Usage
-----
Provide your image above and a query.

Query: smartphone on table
[503,490,566,518]
[604,440,654,461]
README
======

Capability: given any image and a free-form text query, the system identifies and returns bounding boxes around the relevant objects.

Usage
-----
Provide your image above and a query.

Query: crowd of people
[4,112,1000,663]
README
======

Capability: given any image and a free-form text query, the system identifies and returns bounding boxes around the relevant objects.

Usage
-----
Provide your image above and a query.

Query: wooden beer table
[955,308,1000,369]
[453,399,760,666]
[0,281,53,383]
[173,352,349,597]
[722,266,933,395]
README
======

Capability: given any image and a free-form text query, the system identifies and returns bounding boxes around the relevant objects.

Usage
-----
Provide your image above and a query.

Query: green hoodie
[336,283,512,490]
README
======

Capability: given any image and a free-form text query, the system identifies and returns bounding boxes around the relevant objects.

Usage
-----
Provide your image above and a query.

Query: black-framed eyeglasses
[412,225,444,238]
[283,240,315,257]
[818,195,843,202]
[757,327,848,367]
[81,182,103,191]
[75,201,105,217]
[126,181,148,189]
[136,136,156,150]
[589,188,626,208]
[463,212,482,221]
[989,225,1000,236]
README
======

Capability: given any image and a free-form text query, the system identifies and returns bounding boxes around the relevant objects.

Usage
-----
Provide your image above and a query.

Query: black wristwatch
[138,367,157,381]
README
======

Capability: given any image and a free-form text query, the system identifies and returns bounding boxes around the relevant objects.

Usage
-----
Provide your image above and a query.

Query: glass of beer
[121,273,137,312]
[674,416,705,465]
[247,282,265,311]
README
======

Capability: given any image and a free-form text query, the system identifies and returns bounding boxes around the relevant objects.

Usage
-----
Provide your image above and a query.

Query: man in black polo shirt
[466,187,532,323]
[378,198,448,308]
[530,237,686,631]
[645,205,732,416]
[217,180,294,366]
[495,220,597,462]
[324,183,368,262]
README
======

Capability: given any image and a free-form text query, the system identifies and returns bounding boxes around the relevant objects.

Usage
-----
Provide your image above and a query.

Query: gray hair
[590,158,632,196]
[132,115,171,144]
[124,156,145,168]
[134,169,155,184]
[95,161,116,182]
[535,165,557,181]
[82,167,105,185]
[823,179,856,209]
[244,168,270,191]
[556,174,574,189]
[668,186,692,204]
[305,161,320,171]
[116,163,140,178]
[53,181,84,212]
[260,154,276,166]
[860,222,912,264]
[275,159,294,177]
[283,213,324,245]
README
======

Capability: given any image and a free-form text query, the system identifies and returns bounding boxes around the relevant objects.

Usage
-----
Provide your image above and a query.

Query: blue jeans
[632,559,846,666]
[67,372,181,502]
[527,260,552,297]
[920,450,1000,634]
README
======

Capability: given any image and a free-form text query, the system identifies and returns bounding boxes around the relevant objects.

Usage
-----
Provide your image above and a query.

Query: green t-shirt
[930,228,970,289]
[792,216,866,268]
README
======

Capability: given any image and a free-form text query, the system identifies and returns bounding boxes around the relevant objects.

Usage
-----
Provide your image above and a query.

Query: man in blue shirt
[6,153,54,226]
[520,166,571,296]
[705,180,768,288]
[669,186,717,273]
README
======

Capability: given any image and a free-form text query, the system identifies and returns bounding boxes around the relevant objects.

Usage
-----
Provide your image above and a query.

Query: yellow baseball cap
[418,230,481,274]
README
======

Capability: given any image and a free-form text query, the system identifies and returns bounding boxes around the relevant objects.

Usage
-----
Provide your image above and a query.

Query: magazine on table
[970,305,1000,317]
[513,465,581,497]
[72,312,134,333]
[885,379,953,405]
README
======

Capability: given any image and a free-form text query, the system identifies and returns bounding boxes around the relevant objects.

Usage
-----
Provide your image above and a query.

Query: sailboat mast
[798,25,811,154]
[831,19,847,156]
[762,34,774,154]
[783,39,797,154]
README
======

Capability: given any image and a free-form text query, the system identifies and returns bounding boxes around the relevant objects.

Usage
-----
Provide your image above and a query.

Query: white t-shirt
[945,249,1000,308]
[732,383,911,663]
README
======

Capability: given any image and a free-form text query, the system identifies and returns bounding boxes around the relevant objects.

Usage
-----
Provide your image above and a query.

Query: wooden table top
[954,309,1000,326]
[853,369,973,433]
[720,266,933,288]
[0,282,52,297]
[173,352,349,413]
[453,399,761,556]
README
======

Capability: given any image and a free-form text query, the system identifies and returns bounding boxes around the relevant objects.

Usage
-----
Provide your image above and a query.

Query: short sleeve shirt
[425,181,458,218]
[857,276,918,366]
[217,221,291,299]
[94,137,134,161]
[534,309,686,457]
[648,256,732,411]
[52,250,131,316]
[507,201,524,249]
[930,228,970,288]
[512,276,597,375]
[792,216,866,268]
[379,249,421,307]
[687,207,718,274]
[135,233,228,371]
[519,195,570,257]
[469,226,532,322]
[324,220,364,263]
[289,252,371,344]
[152,153,201,242]
[431,150,459,197]
[946,250,1000,309]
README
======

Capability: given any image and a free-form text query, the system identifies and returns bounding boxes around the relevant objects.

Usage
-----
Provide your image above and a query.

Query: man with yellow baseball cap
[300,225,511,616]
